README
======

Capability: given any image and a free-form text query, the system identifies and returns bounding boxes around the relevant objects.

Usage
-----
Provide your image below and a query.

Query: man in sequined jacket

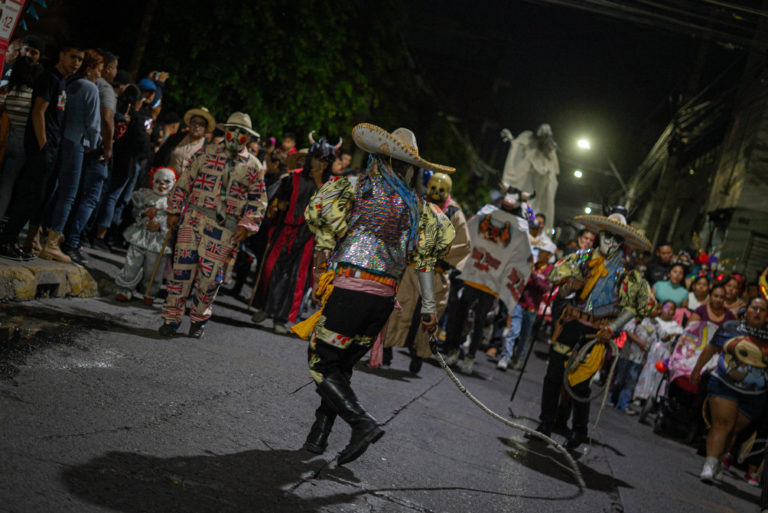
[295,123,455,465]
[535,206,656,450]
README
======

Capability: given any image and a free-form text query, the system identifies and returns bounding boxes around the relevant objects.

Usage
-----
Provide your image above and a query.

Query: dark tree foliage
[65,0,488,208]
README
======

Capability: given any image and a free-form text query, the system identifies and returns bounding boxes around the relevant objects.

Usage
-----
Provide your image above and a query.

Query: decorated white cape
[459,204,533,310]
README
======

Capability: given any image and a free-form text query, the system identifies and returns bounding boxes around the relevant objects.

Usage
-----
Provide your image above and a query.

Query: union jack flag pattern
[162,143,267,326]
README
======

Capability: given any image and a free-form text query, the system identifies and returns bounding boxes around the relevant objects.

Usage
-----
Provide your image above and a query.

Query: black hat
[22,34,45,53]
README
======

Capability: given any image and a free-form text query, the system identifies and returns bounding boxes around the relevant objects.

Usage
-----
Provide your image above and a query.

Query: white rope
[563,338,620,433]
[432,343,586,489]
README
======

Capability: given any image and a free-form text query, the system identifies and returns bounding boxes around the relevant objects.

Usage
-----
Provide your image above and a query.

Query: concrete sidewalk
[0,257,97,301]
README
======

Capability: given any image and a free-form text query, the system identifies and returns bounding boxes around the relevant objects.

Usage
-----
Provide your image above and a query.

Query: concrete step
[0,257,97,300]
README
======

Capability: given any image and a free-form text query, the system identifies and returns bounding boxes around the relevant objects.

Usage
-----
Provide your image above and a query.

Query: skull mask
[427,173,452,204]
[152,167,176,196]
[598,231,624,257]
[225,127,250,154]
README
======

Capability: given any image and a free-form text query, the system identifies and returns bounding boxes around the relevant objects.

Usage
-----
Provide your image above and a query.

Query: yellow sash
[567,344,606,386]
[290,270,335,340]
[580,255,608,300]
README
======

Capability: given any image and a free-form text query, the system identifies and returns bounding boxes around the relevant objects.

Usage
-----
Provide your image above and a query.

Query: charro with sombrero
[292,123,455,465]
[534,205,657,450]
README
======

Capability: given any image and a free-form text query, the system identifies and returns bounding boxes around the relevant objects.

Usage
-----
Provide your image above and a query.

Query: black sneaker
[64,246,88,265]
[158,323,178,337]
[0,243,34,261]
[189,322,206,339]
[91,238,111,252]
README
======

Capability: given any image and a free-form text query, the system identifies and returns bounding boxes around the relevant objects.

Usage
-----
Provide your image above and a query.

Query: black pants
[308,287,395,384]
[444,285,496,358]
[539,320,596,436]
[0,143,58,244]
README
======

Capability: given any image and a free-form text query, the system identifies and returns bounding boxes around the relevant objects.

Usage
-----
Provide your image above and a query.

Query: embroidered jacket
[550,248,656,318]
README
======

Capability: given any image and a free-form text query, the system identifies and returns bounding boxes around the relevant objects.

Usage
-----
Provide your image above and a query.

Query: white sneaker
[700,457,719,483]
[443,350,461,366]
[497,357,509,371]
[460,356,475,375]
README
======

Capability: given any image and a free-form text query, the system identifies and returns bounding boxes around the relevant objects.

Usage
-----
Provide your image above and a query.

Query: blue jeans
[46,138,85,233]
[0,125,26,219]
[65,151,108,248]
[97,158,140,229]
[611,358,642,411]
[502,304,537,361]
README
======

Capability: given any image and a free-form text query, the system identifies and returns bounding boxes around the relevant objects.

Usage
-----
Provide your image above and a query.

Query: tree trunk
[129,0,159,78]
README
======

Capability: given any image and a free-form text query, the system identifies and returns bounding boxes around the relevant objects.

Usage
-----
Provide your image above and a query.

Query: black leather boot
[564,430,588,450]
[316,374,384,465]
[302,400,337,454]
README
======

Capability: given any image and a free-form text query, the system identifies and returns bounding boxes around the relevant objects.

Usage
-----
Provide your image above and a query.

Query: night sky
[45,0,749,224]
[401,1,738,221]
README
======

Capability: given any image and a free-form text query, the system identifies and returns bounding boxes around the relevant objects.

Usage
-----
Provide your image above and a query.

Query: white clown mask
[153,168,176,196]
[598,231,624,257]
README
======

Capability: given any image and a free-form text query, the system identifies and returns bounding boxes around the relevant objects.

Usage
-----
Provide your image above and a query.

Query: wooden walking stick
[247,240,272,310]
[142,227,174,305]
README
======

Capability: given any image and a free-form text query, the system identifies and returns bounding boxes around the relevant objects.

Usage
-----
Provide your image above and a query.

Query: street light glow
[584,206,592,214]
[577,138,591,150]
[573,169,583,178]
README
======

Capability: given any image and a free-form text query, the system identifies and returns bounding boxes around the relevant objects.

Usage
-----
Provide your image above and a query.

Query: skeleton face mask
[427,173,452,203]
[153,168,176,196]
[598,231,624,256]
[225,127,249,153]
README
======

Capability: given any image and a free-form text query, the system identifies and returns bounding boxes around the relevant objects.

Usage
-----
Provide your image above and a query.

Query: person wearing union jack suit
[250,133,342,334]
[159,112,267,338]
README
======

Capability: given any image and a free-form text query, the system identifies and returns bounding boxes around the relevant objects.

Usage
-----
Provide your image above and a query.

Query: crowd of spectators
[0,33,766,506]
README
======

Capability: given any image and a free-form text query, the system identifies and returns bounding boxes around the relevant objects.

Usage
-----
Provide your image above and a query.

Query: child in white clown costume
[115,167,176,301]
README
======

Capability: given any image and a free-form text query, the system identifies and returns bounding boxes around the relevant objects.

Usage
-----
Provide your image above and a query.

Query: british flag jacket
[167,142,267,234]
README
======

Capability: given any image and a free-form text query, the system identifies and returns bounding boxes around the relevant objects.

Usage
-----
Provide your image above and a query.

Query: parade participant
[536,206,656,449]
[442,186,534,375]
[115,167,176,301]
[691,297,768,483]
[251,134,341,333]
[158,112,266,338]
[383,172,471,375]
[154,106,215,172]
[497,237,555,370]
[294,123,454,464]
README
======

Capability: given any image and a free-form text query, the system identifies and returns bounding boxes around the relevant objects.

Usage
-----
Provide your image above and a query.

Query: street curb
[0,259,98,301]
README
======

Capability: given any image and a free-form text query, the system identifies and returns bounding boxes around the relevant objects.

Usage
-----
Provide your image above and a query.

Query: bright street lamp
[575,137,628,195]
[573,169,583,178]
[584,206,592,214]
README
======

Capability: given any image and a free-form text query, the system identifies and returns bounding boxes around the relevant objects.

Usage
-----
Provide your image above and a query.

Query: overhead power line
[520,0,768,51]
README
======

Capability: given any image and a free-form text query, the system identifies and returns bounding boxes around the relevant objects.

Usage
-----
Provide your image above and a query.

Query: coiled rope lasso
[563,337,619,432]
[430,336,586,489]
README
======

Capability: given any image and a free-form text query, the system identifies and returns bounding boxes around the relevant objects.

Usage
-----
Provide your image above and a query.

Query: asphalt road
[0,253,762,512]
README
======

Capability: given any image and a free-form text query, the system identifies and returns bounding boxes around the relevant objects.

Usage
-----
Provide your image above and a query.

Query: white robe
[501,130,559,230]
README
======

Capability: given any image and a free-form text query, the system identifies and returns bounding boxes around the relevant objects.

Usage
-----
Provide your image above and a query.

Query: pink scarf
[334,275,401,368]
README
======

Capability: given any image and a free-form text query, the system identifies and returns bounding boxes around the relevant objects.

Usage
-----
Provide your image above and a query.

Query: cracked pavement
[0,291,763,512]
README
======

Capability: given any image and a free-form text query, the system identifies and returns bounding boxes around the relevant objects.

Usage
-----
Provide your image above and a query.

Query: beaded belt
[335,265,398,288]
